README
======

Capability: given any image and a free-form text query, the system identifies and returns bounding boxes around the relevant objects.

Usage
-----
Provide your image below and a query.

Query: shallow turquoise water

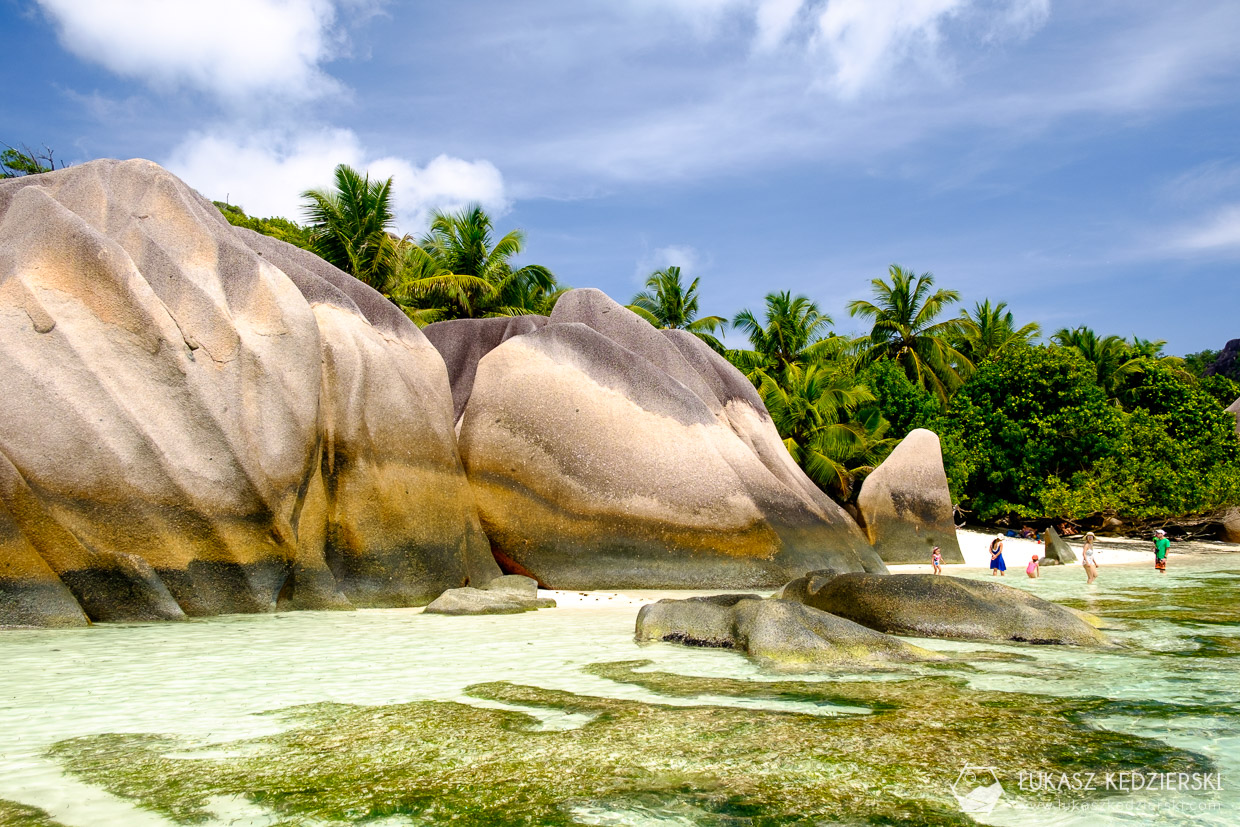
[0,555,1236,826]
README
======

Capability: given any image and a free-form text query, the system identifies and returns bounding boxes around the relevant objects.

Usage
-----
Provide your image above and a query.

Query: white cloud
[633,244,702,282]
[811,0,966,97]
[164,128,508,231]
[36,0,352,102]
[1168,204,1240,253]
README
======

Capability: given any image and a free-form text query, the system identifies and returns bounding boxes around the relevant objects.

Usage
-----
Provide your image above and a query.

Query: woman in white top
[1081,532,1099,584]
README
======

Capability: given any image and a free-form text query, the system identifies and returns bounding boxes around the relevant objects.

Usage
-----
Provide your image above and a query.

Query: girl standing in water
[989,535,1007,576]
[1082,532,1099,584]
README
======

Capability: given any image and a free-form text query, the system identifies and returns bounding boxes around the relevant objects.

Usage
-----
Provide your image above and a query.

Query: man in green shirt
[1153,529,1170,574]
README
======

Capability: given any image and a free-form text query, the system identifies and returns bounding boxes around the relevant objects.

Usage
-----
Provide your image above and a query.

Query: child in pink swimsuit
[1026,554,1040,578]
[931,546,942,575]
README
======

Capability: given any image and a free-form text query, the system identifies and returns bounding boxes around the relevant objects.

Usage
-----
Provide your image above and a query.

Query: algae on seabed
[0,799,67,827]
[48,659,1217,826]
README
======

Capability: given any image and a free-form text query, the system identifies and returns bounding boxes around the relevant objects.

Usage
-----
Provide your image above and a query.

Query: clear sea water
[0,554,1236,826]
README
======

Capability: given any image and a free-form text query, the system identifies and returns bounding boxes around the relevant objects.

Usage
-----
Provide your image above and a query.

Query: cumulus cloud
[35,0,354,102]
[165,128,508,231]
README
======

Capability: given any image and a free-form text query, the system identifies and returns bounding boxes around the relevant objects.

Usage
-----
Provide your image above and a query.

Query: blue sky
[3,0,1239,353]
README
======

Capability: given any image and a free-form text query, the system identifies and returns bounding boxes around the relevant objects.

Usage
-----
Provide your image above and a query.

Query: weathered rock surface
[423,316,549,424]
[784,572,1109,646]
[1221,507,1240,544]
[1040,527,1076,565]
[856,429,963,564]
[636,593,942,669]
[423,574,555,615]
[1227,398,1240,439]
[0,159,497,626]
[447,288,885,589]
[1205,340,1240,381]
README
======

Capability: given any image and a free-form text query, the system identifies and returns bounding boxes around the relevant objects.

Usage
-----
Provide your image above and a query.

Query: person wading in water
[989,535,1007,576]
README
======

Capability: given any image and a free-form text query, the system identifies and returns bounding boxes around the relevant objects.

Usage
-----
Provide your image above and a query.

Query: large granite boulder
[855,429,963,564]
[1220,507,1240,544]
[1205,340,1240,381]
[422,315,548,424]
[636,593,942,669]
[445,288,885,589]
[1039,526,1076,565]
[0,159,497,626]
[784,572,1109,646]
[1227,398,1240,439]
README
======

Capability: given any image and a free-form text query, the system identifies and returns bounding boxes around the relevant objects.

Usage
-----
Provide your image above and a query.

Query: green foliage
[213,201,313,250]
[1,143,58,178]
[938,347,1240,521]
[954,298,1041,364]
[407,203,564,322]
[728,291,848,380]
[934,345,1121,520]
[628,266,726,352]
[857,358,941,440]
[1198,374,1240,409]
[847,264,972,401]
[301,164,402,292]
[1183,349,1221,377]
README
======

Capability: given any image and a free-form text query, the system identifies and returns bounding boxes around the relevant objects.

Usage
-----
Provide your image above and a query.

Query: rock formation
[423,574,555,615]
[782,572,1109,646]
[855,428,963,564]
[635,593,942,669]
[437,289,886,589]
[1220,507,1240,544]
[1039,526,1076,565]
[0,159,497,627]
[1227,398,1240,439]
[1205,339,1240,381]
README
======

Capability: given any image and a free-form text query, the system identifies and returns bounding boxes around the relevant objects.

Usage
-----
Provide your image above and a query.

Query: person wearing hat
[1153,529,1170,574]
[989,534,1006,576]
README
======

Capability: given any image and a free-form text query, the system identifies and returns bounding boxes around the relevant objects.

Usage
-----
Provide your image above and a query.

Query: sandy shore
[534,529,1240,608]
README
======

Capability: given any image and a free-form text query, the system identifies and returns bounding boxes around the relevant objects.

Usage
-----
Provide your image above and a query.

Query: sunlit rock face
[0,159,496,626]
[856,428,963,564]
[438,288,885,589]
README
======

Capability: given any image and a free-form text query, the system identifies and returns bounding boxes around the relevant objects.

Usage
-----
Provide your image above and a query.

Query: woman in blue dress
[989,535,1007,576]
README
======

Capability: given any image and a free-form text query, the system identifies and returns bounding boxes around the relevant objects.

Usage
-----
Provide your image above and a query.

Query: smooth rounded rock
[0,159,497,624]
[457,289,883,589]
[786,572,1109,646]
[856,429,963,564]
[636,593,942,669]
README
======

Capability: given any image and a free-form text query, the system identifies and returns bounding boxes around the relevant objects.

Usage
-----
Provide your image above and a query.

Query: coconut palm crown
[847,264,972,401]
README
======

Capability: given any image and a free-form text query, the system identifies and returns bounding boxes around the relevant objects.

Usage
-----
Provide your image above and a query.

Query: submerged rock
[855,429,963,564]
[635,593,941,669]
[1040,526,1077,565]
[783,572,1109,646]
[424,575,555,615]
[447,289,885,589]
[0,159,496,626]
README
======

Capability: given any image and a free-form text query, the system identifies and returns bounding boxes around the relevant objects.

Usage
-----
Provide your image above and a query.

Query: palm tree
[955,299,1041,363]
[415,204,561,320]
[628,266,727,351]
[847,264,971,401]
[729,291,849,381]
[301,164,401,292]
[755,363,894,500]
[1052,328,1186,397]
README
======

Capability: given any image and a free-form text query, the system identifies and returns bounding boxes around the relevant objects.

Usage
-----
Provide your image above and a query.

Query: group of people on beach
[931,528,1173,582]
